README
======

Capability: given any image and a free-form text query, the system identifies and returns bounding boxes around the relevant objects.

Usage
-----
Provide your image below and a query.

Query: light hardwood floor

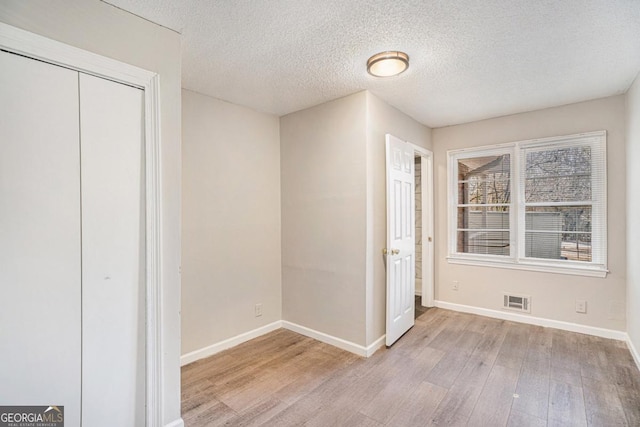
[181,307,640,426]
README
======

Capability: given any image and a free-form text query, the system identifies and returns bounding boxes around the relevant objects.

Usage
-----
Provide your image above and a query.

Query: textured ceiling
[105,0,640,128]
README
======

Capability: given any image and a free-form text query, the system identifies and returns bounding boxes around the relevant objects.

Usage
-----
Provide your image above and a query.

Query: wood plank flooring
[181,308,640,426]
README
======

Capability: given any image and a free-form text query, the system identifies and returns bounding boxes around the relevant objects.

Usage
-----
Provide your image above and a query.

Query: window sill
[446,255,608,278]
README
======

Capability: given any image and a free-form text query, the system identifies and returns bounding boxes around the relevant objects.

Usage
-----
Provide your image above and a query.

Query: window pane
[525,146,591,202]
[458,154,510,204]
[457,178,510,204]
[456,231,510,256]
[458,207,509,230]
[525,206,591,233]
[525,232,592,262]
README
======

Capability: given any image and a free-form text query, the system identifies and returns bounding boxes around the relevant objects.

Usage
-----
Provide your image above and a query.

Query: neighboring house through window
[447,131,607,277]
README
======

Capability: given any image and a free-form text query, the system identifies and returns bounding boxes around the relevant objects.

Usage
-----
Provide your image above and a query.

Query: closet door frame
[0,22,163,427]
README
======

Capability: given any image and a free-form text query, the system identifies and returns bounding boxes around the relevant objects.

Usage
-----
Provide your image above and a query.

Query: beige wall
[280,91,431,347]
[433,95,627,332]
[0,1,182,424]
[182,89,282,354]
[626,75,640,354]
[281,92,368,345]
[365,92,432,345]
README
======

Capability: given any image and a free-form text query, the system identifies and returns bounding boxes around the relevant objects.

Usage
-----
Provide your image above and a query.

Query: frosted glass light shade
[367,51,409,77]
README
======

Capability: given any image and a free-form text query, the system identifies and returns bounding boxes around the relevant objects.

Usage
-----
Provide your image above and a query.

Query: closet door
[79,73,145,426]
[0,51,82,425]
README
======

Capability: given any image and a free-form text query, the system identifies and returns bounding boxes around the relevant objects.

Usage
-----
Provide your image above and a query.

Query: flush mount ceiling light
[367,51,409,77]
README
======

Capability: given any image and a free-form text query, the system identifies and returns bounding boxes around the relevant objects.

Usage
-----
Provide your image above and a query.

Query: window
[448,131,607,277]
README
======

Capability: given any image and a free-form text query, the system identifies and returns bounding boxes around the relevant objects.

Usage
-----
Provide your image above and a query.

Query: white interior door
[0,51,82,425]
[385,134,415,346]
[80,73,145,427]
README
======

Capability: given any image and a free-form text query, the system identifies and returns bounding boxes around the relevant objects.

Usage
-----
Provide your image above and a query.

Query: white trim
[446,130,605,154]
[626,334,640,371]
[365,334,386,357]
[0,23,163,427]
[422,150,435,307]
[434,300,626,341]
[165,419,184,427]
[409,144,435,308]
[180,321,283,366]
[0,22,156,87]
[446,256,608,278]
[181,321,385,366]
[143,73,163,427]
[282,321,384,357]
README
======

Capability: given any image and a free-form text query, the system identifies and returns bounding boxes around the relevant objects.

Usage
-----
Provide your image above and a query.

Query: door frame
[410,144,435,308]
[0,23,163,426]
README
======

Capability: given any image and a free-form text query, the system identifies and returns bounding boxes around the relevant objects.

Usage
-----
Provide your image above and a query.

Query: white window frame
[447,131,607,278]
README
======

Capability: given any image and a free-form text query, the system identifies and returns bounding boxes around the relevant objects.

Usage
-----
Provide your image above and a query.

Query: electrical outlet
[452,281,459,291]
[255,303,263,317]
[576,299,587,314]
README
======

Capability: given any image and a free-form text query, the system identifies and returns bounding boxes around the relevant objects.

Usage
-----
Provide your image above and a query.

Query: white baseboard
[165,418,184,427]
[434,300,627,341]
[626,334,640,371]
[282,320,384,357]
[180,321,283,366]
[366,334,386,357]
[181,319,385,366]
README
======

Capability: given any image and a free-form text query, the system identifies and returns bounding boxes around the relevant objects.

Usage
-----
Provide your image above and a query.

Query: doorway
[412,146,434,309]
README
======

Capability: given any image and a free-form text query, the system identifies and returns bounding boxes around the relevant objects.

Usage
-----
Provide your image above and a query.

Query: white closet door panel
[0,51,81,425]
[79,73,145,427]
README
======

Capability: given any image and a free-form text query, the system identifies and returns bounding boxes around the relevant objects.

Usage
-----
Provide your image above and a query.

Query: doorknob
[383,248,400,255]
[391,249,400,255]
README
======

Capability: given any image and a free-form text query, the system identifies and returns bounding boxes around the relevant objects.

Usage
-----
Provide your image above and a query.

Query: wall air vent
[503,293,531,313]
